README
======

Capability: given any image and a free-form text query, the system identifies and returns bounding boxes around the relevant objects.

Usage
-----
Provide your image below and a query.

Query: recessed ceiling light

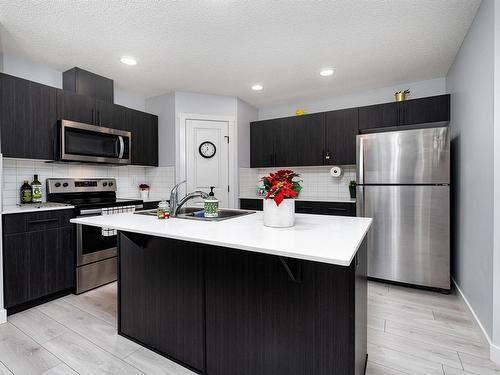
[251,84,263,91]
[319,68,335,77]
[121,56,137,66]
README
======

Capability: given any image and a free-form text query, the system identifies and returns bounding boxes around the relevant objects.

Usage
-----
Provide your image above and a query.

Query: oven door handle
[118,135,125,159]
[79,208,103,216]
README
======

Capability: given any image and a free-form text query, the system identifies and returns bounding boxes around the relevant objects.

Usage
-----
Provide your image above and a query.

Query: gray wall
[258,77,446,120]
[446,0,494,337]
[145,92,176,166]
[1,54,146,111]
[237,98,258,168]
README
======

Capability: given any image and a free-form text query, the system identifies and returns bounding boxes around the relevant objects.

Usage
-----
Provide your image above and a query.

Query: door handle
[118,136,125,158]
[27,218,58,225]
[325,150,331,162]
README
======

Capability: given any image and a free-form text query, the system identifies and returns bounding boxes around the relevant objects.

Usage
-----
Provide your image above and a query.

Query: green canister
[204,187,219,218]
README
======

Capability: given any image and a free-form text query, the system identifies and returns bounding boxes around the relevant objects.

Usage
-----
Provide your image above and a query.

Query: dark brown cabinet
[63,67,114,104]
[119,233,205,373]
[358,102,400,131]
[0,72,158,166]
[2,209,75,312]
[250,119,281,167]
[251,95,450,167]
[403,94,450,125]
[113,105,159,166]
[283,113,325,166]
[0,74,57,160]
[325,108,358,165]
[251,114,326,168]
[358,94,450,131]
[56,89,96,125]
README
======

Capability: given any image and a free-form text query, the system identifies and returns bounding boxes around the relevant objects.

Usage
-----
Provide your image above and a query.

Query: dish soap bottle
[204,187,219,218]
[20,180,32,204]
[31,174,42,203]
[157,200,170,219]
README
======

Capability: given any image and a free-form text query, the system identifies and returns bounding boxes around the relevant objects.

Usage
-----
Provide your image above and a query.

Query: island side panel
[118,232,205,373]
[205,244,365,375]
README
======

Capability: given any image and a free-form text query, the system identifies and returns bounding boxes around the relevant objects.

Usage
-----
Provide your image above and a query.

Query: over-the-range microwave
[58,120,131,164]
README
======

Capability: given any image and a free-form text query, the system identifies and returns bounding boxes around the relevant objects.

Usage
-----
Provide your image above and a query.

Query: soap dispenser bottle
[204,187,219,218]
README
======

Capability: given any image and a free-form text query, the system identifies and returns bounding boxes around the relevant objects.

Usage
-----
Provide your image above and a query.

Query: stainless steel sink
[135,207,255,221]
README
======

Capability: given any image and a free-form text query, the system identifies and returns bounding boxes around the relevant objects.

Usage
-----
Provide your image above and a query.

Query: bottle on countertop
[157,200,170,219]
[31,174,42,203]
[204,187,219,218]
[20,180,33,204]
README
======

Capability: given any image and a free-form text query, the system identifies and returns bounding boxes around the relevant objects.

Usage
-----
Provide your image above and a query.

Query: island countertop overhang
[70,211,372,266]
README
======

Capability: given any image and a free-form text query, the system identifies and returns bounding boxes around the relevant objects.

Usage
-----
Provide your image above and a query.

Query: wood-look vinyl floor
[0,281,498,374]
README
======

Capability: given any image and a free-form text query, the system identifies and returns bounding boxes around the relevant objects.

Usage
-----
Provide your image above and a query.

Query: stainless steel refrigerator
[356,127,450,290]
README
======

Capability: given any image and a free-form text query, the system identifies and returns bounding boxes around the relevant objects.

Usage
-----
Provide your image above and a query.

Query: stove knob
[63,182,69,187]
[103,182,108,187]
[55,182,61,187]
[109,182,114,187]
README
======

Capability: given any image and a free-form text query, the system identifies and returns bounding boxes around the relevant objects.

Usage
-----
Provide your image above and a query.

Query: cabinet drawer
[240,198,263,211]
[322,202,356,217]
[3,209,75,234]
[295,201,323,214]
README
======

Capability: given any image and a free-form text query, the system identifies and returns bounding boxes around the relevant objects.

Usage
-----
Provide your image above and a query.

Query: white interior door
[186,119,229,208]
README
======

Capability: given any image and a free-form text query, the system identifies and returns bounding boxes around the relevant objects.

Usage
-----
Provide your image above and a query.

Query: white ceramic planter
[140,190,149,201]
[263,198,295,228]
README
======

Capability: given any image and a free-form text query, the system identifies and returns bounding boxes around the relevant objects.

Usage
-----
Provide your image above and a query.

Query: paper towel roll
[330,166,343,178]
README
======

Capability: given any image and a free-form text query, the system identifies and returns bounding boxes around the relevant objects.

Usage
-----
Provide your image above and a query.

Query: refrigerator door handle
[356,185,364,217]
[357,136,364,185]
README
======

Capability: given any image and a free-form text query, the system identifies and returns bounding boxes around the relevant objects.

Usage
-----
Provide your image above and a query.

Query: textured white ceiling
[0,0,480,108]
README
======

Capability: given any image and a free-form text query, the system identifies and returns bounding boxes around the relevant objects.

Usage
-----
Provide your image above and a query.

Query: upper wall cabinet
[250,94,449,168]
[358,94,450,131]
[250,114,325,168]
[56,90,97,125]
[325,108,358,165]
[112,105,159,166]
[0,73,159,166]
[250,119,282,168]
[0,74,57,160]
[63,67,114,104]
[282,113,325,167]
[402,95,450,125]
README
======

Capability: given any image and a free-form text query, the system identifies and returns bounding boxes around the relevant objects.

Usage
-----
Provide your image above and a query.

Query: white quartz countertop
[2,203,75,215]
[71,211,372,266]
[239,196,356,203]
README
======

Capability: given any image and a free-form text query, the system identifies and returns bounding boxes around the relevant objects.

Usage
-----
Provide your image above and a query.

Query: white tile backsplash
[1,158,176,206]
[239,165,356,200]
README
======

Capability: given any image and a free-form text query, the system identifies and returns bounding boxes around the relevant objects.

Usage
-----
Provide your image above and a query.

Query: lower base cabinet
[2,210,75,312]
[119,232,367,375]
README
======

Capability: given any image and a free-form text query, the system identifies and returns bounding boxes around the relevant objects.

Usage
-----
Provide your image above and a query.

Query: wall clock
[199,141,216,158]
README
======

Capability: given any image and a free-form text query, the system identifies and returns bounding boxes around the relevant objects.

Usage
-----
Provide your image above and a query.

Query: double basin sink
[135,207,255,221]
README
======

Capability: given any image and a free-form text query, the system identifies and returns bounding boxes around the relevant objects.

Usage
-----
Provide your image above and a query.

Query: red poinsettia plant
[261,169,302,206]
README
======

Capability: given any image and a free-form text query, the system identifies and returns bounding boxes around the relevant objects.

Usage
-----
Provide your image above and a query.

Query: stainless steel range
[47,178,143,294]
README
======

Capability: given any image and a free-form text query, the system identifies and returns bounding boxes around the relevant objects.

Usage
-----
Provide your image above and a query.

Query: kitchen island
[71,210,372,375]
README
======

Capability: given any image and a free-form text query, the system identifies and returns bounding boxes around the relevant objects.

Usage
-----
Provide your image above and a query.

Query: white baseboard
[0,308,6,324]
[452,278,500,365]
[491,342,500,365]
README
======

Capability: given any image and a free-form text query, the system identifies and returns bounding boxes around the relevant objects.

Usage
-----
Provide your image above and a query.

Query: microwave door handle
[118,136,125,158]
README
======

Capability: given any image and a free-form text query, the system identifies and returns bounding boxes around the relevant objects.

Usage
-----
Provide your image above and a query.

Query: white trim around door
[177,113,238,208]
